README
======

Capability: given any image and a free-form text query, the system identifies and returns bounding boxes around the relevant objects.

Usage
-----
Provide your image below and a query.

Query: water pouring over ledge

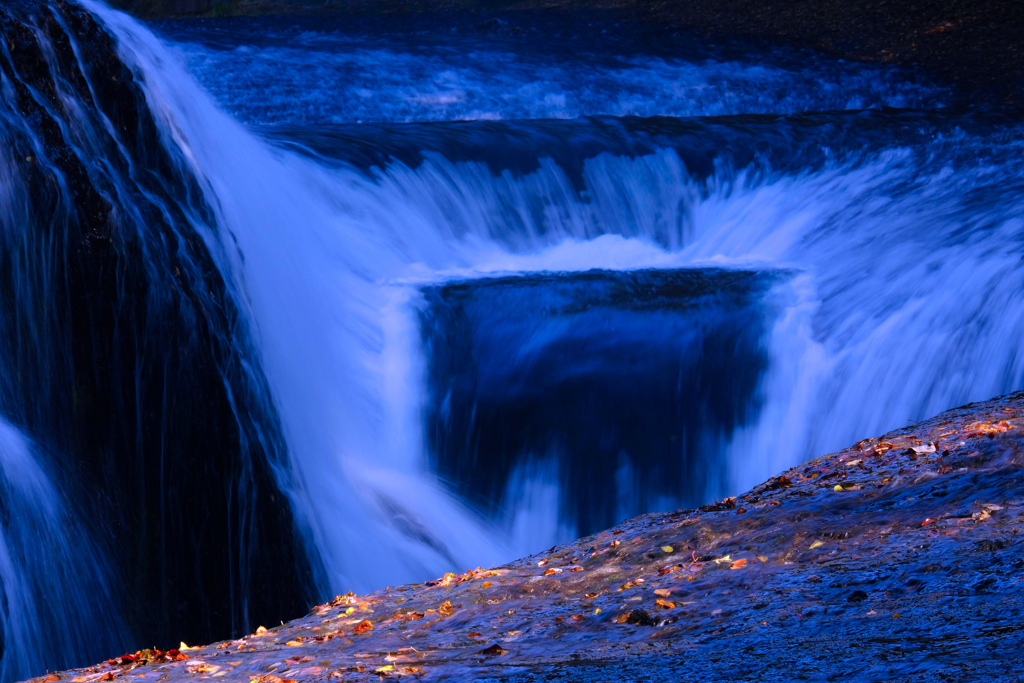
[2,0,1024,674]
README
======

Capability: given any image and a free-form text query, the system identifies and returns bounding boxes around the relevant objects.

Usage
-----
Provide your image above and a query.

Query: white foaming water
[90,2,1023,594]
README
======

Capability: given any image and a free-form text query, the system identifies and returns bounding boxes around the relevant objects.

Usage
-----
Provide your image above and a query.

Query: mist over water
[2,0,1023,674]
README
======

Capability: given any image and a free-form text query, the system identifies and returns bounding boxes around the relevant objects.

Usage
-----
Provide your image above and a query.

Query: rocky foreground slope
[36,393,1024,682]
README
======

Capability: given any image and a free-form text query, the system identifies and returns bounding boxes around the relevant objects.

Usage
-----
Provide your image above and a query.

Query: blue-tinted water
[156,14,946,123]
[3,2,1024,675]
[132,10,1024,581]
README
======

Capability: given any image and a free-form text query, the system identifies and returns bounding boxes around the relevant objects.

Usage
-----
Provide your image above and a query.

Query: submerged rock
[42,389,1024,681]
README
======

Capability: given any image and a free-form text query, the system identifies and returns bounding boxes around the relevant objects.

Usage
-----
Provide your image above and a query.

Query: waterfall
[0,418,124,681]
[1,0,1023,676]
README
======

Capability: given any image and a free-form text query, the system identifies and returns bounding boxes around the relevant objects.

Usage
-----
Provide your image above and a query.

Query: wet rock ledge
[39,391,1024,681]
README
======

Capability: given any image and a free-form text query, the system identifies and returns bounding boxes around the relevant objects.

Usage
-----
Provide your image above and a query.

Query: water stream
[2,1,1023,675]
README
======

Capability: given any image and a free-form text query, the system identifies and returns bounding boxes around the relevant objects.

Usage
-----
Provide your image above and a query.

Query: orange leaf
[353,620,373,634]
[656,598,676,609]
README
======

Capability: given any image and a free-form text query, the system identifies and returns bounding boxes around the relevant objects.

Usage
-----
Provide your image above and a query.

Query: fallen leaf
[255,626,268,636]
[809,541,824,550]
[478,644,506,656]
[584,592,599,599]
[543,567,563,576]
[833,484,844,492]
[661,546,674,553]
[654,588,673,597]
[353,620,373,634]
[374,665,394,674]
[481,581,492,589]
[757,556,769,562]
[655,598,676,609]
[731,558,748,569]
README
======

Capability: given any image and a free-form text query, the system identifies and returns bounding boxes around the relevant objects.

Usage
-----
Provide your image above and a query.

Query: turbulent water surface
[2,1,1024,676]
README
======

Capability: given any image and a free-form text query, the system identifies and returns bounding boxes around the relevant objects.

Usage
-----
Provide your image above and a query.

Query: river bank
[41,390,1024,681]
[111,0,1023,107]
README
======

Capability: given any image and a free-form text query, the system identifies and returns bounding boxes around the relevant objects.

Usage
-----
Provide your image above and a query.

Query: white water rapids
[81,0,1024,611]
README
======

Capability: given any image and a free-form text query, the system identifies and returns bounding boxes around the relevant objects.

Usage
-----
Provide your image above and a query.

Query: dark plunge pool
[420,268,786,535]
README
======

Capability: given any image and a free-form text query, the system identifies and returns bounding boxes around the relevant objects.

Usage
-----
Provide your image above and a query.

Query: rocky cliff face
[0,0,317,657]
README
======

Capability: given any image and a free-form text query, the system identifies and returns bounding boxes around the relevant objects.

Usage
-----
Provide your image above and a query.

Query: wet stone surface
[38,391,1024,682]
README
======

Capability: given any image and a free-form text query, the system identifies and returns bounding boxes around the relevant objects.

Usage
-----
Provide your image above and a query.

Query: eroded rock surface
[41,392,1024,681]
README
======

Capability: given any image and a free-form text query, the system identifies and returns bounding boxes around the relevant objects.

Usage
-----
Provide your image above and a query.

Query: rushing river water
[1,1,1023,676]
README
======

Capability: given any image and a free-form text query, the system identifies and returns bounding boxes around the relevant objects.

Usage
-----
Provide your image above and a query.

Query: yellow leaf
[374,665,394,673]
[712,555,733,564]
[833,484,844,491]
[661,546,674,553]
[594,608,601,615]
[180,641,191,650]
[809,541,824,550]
[757,556,768,562]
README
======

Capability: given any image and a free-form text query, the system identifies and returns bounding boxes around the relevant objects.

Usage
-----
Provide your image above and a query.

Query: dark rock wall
[0,0,318,657]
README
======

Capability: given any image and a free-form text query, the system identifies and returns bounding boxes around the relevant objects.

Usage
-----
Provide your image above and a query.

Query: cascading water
[2,0,1024,676]
[0,418,124,681]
